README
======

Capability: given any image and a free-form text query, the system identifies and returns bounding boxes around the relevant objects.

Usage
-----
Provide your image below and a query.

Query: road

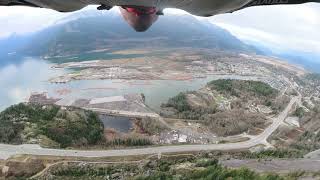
[0,96,299,160]
[84,107,160,118]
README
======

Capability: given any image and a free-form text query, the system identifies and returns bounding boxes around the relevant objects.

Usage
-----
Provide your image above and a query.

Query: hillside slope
[160,79,288,136]
[0,103,104,148]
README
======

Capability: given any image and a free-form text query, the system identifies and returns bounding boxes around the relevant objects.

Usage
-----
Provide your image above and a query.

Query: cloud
[209,3,320,53]
[0,6,69,38]
[0,5,129,38]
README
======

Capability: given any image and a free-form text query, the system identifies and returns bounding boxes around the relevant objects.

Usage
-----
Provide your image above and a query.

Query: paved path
[0,96,299,160]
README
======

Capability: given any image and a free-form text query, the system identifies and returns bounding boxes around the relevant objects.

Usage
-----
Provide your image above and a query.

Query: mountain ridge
[0,10,256,61]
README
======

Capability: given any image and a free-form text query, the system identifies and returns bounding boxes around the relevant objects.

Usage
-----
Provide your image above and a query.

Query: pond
[99,115,133,133]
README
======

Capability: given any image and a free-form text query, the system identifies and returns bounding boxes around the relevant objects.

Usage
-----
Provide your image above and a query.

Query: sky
[210,3,320,53]
[0,3,319,54]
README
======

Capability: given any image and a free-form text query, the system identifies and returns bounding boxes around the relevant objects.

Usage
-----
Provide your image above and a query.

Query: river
[0,57,263,111]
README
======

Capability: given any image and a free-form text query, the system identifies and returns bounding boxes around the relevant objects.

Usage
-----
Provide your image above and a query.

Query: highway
[0,96,299,160]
